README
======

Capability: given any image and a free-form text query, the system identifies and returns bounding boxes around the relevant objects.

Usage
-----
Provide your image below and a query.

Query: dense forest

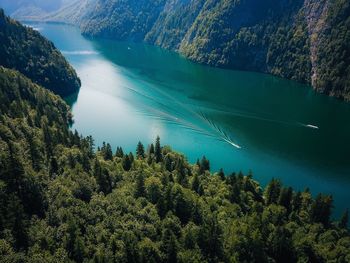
[0,9,80,97]
[0,65,349,262]
[0,6,349,263]
[14,0,348,100]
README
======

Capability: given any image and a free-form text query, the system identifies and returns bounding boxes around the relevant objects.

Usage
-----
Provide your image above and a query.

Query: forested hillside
[39,0,349,100]
[0,66,349,262]
[0,9,80,97]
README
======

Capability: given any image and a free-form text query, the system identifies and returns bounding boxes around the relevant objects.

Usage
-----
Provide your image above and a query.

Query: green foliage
[0,9,80,97]
[136,141,145,159]
[315,0,350,100]
[0,36,350,263]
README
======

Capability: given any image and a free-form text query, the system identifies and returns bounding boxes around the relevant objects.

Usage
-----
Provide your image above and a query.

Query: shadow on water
[64,91,79,108]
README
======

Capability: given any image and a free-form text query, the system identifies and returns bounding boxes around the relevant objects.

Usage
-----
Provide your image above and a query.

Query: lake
[30,22,350,216]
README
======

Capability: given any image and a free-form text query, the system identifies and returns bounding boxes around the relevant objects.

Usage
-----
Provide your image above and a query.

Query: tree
[128,152,134,164]
[135,173,146,198]
[155,136,162,163]
[161,229,178,263]
[104,143,113,161]
[198,214,224,261]
[139,238,162,263]
[264,178,282,205]
[199,156,210,174]
[218,168,225,180]
[94,158,112,194]
[65,216,85,262]
[145,177,162,204]
[191,173,200,194]
[292,191,302,212]
[268,226,295,263]
[149,144,155,155]
[115,146,124,158]
[278,187,293,214]
[136,141,145,159]
[122,155,132,171]
[339,209,349,229]
[311,194,333,227]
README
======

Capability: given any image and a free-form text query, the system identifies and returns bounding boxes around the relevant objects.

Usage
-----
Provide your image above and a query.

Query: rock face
[303,0,329,88]
[18,0,350,100]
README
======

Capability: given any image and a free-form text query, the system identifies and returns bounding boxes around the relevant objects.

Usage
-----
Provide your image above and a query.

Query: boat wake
[303,124,319,129]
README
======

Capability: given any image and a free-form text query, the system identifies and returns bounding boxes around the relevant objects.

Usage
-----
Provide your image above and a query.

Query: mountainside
[1,66,350,262]
[0,9,80,96]
[54,0,348,101]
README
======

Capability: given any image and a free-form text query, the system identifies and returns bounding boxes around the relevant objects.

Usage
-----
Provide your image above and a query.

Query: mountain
[1,66,350,262]
[2,1,348,99]
[0,9,80,96]
[45,0,349,101]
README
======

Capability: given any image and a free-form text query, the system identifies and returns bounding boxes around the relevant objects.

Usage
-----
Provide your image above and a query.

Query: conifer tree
[135,173,145,198]
[136,141,145,159]
[122,155,132,171]
[311,194,333,227]
[264,178,282,205]
[115,146,124,158]
[155,136,162,163]
[339,209,349,229]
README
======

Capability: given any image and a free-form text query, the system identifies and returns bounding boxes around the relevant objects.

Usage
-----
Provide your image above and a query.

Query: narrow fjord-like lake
[32,23,350,215]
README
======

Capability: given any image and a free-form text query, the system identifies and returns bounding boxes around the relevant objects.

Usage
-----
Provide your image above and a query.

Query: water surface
[31,23,350,216]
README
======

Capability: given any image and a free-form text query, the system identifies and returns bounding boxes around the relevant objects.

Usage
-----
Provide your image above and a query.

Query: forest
[0,9,80,97]
[0,66,349,262]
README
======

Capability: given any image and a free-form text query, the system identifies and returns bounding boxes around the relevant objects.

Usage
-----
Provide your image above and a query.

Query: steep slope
[81,0,166,41]
[313,0,350,100]
[74,0,350,100]
[0,9,80,96]
[1,66,350,262]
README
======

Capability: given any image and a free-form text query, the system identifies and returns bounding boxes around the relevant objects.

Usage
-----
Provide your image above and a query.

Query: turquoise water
[31,22,350,216]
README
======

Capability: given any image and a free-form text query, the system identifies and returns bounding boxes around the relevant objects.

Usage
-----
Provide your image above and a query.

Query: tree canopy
[0,67,349,262]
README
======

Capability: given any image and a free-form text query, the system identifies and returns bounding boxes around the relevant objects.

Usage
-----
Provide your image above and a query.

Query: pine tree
[149,143,155,155]
[191,173,200,193]
[128,152,134,164]
[199,156,210,174]
[49,156,59,176]
[155,136,162,163]
[103,143,113,160]
[115,146,124,158]
[162,229,178,263]
[339,209,349,229]
[218,168,225,180]
[122,155,132,171]
[264,178,282,205]
[94,158,112,194]
[136,141,145,159]
[292,191,302,212]
[135,173,145,198]
[311,194,333,227]
[278,187,293,214]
